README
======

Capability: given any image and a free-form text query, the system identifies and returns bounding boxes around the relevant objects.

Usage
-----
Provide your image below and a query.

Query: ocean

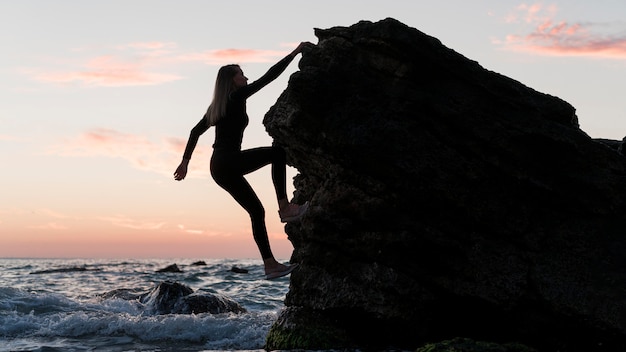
[0,258,292,352]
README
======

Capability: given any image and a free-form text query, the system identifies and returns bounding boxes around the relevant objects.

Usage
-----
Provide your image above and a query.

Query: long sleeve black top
[181,54,296,160]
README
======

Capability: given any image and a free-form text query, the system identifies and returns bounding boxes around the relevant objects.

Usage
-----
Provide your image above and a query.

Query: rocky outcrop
[101,281,246,315]
[263,18,626,351]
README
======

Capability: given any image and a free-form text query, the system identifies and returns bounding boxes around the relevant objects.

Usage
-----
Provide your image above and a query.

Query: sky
[1,1,625,259]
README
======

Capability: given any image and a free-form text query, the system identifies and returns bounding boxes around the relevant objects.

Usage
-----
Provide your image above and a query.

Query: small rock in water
[191,260,207,266]
[229,266,249,274]
[156,264,182,273]
[30,266,100,274]
[98,288,143,300]
[100,281,246,315]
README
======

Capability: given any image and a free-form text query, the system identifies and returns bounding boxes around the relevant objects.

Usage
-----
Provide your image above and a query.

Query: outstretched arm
[233,41,315,99]
[174,117,209,181]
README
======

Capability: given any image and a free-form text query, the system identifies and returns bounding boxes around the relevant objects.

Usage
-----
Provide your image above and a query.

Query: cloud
[514,3,557,24]
[47,128,210,177]
[182,49,289,65]
[50,128,156,157]
[177,224,235,237]
[27,222,68,230]
[25,41,292,87]
[31,54,183,87]
[36,208,73,219]
[98,215,166,230]
[16,208,79,231]
[497,3,626,59]
[0,134,23,142]
[177,224,204,235]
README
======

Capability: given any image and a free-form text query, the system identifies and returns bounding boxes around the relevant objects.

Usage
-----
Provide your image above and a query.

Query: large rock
[263,18,626,351]
[101,281,246,315]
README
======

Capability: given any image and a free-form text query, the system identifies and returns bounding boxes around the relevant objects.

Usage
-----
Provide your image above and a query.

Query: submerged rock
[101,281,246,315]
[30,266,101,274]
[229,266,249,274]
[98,288,144,301]
[263,18,626,351]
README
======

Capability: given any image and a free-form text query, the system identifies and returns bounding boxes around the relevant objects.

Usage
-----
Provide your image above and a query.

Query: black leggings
[210,146,287,259]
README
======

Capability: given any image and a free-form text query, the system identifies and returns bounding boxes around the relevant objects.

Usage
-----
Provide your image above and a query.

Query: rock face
[263,18,626,351]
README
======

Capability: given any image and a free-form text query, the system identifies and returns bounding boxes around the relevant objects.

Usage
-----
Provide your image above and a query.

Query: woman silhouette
[174,42,312,279]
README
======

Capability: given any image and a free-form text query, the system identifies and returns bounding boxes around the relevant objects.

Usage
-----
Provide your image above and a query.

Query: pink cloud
[48,128,210,178]
[165,136,188,156]
[0,134,19,141]
[36,208,73,219]
[26,42,292,87]
[53,128,158,156]
[177,224,204,235]
[499,3,626,59]
[518,3,543,23]
[98,215,166,230]
[32,54,183,87]
[173,48,288,65]
[504,3,553,24]
[27,222,68,230]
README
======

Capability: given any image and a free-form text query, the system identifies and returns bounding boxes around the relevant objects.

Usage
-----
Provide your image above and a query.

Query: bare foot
[264,261,289,275]
[263,258,298,280]
[278,201,309,223]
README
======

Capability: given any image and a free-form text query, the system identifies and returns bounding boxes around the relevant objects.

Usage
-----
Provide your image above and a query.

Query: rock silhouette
[263,18,626,351]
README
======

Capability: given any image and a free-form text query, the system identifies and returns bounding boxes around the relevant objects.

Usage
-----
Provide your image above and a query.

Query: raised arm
[232,42,314,100]
[174,117,209,181]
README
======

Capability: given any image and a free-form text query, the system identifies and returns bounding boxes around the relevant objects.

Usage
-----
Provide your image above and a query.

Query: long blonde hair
[205,64,240,126]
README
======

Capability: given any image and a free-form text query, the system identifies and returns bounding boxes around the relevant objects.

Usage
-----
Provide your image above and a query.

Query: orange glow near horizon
[1,220,294,259]
[0,178,296,259]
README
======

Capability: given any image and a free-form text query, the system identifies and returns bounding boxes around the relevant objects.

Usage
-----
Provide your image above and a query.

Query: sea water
[0,258,291,351]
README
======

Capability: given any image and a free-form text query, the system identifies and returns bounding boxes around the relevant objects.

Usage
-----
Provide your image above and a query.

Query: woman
[174,42,312,280]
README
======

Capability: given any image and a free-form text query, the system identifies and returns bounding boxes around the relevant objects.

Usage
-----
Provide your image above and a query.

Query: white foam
[0,259,290,350]
[1,288,278,349]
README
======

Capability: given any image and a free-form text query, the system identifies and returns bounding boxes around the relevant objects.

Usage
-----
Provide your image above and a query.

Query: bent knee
[249,205,265,220]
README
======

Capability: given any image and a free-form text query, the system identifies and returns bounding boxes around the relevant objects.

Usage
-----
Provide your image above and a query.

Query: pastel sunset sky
[2,1,625,259]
